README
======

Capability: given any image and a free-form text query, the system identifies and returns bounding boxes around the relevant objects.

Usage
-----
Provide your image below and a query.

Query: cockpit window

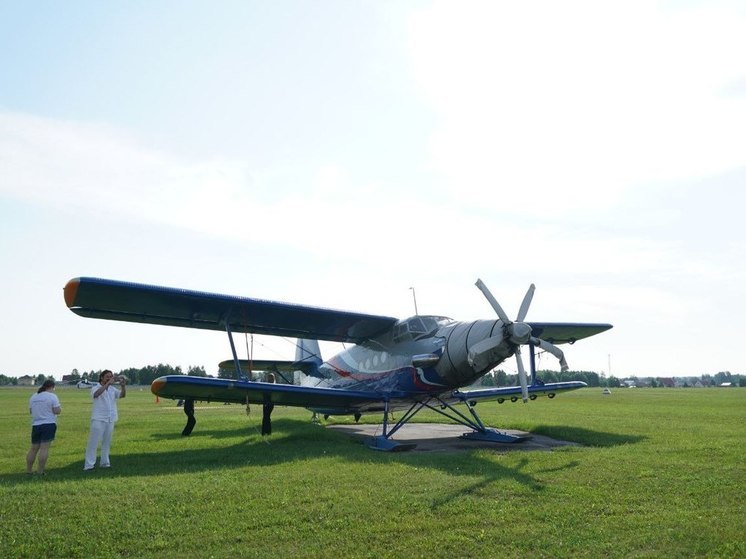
[392,315,453,343]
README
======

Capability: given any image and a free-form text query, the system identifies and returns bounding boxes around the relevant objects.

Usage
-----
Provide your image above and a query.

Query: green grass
[1,387,744,558]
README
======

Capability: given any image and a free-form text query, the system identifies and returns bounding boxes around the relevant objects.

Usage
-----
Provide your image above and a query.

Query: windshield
[392,315,453,343]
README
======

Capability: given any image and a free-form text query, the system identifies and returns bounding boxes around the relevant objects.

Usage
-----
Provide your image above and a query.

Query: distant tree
[119,368,140,385]
[579,371,600,387]
[67,369,81,382]
[649,378,658,388]
[0,374,18,386]
[538,370,558,383]
[607,376,621,388]
[494,369,508,386]
[187,365,207,377]
[479,372,495,386]
[81,370,99,382]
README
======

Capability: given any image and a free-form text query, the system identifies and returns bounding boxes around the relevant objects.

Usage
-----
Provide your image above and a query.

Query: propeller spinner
[475,279,568,402]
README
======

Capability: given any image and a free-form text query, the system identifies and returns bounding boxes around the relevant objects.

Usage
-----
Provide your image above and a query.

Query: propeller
[475,279,568,402]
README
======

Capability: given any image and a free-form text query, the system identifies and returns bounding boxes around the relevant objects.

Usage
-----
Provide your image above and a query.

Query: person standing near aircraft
[261,373,275,436]
[181,398,196,436]
[84,370,126,471]
[27,379,62,475]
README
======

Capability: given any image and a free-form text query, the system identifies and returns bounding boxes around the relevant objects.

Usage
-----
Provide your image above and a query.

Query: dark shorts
[31,423,57,444]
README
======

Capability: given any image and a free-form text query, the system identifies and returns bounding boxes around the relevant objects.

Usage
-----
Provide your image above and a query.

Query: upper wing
[64,277,398,343]
[527,322,613,344]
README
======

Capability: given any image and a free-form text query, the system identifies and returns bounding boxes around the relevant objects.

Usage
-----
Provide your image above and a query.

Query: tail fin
[295,339,322,380]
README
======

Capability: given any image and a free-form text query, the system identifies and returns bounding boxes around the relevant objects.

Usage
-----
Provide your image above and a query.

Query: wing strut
[529,341,537,385]
[224,317,244,380]
[366,394,531,450]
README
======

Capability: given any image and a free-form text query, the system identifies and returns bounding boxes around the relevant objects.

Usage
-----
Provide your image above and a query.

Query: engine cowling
[434,319,512,386]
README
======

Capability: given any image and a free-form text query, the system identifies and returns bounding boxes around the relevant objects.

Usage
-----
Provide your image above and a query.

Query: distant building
[658,378,676,388]
[18,375,34,386]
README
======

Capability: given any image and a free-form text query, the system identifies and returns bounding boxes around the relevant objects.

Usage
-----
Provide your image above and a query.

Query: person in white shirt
[84,370,126,471]
[27,379,62,475]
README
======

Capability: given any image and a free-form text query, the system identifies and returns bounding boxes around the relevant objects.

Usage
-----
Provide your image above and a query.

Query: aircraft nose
[509,322,532,344]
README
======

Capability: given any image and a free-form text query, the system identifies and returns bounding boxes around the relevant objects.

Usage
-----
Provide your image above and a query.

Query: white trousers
[84,419,115,469]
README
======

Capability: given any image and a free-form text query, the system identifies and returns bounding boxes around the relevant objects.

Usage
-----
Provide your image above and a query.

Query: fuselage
[304,315,514,397]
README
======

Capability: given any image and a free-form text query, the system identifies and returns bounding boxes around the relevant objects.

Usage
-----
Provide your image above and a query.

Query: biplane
[64,277,611,450]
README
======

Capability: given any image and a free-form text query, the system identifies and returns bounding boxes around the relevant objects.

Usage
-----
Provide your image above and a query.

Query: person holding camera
[83,369,126,471]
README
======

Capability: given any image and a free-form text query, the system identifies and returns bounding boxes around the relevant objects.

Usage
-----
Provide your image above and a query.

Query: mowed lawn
[0,386,743,558]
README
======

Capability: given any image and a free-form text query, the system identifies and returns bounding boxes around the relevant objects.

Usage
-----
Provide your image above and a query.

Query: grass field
[1,386,743,558]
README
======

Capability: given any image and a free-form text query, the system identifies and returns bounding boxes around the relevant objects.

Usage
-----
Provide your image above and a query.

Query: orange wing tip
[64,278,81,308]
[151,378,166,396]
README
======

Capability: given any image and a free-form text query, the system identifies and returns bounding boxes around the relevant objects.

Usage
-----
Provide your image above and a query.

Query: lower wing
[151,375,389,413]
[454,381,587,403]
[151,375,585,415]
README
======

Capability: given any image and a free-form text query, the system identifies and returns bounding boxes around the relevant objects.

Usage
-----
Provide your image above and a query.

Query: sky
[1,1,745,380]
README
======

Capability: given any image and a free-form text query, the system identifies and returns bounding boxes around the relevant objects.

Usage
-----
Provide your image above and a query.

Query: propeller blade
[530,337,569,371]
[475,279,511,323]
[516,284,536,322]
[514,347,529,403]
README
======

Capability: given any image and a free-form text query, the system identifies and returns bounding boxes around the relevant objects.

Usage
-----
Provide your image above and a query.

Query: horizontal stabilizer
[218,359,320,377]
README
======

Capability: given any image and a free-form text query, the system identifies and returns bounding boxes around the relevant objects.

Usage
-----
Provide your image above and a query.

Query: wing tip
[63,277,81,308]
[151,376,166,396]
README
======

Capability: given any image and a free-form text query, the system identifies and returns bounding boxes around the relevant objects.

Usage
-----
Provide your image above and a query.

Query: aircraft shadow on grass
[530,425,646,447]
[9,420,644,507]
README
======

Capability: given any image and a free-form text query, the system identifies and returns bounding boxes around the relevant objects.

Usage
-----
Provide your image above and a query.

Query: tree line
[478,369,744,388]
[0,366,743,387]
[0,364,207,387]
[479,369,605,387]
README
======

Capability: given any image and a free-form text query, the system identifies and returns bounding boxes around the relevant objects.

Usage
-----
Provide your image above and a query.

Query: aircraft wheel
[529,394,537,400]
[510,396,518,403]
[497,398,504,404]
[547,393,556,399]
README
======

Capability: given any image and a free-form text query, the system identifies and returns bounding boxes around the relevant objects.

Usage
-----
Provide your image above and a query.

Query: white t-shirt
[90,384,122,422]
[29,391,61,426]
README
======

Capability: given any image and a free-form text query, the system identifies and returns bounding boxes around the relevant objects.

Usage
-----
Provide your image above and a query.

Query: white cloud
[409,1,746,215]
